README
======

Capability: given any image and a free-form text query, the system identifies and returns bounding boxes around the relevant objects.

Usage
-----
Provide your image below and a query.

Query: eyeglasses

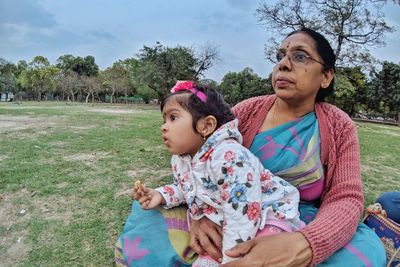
[271,50,325,67]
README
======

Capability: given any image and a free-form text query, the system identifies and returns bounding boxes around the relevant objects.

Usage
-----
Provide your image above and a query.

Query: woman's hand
[189,217,223,261]
[221,232,312,267]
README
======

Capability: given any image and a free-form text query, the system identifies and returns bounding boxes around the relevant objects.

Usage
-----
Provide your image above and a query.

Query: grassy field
[0,101,399,266]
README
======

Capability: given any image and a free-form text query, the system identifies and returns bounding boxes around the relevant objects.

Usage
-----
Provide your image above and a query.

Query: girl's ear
[197,115,217,138]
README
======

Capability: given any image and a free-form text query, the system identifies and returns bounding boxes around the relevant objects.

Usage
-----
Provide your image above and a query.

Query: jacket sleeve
[209,144,262,263]
[155,158,186,209]
[300,113,364,266]
[260,170,304,232]
[155,182,186,209]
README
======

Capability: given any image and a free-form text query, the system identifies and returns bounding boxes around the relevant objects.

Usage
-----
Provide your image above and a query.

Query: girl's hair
[160,84,235,133]
[287,27,336,102]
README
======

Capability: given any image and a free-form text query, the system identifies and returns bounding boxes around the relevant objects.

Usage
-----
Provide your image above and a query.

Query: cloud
[0,0,56,27]
[225,0,254,11]
[0,0,117,63]
[87,29,118,41]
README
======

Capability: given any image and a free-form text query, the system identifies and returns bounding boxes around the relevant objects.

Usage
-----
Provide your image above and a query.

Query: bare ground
[0,188,85,266]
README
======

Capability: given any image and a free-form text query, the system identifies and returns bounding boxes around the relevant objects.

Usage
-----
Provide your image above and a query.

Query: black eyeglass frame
[270,50,326,67]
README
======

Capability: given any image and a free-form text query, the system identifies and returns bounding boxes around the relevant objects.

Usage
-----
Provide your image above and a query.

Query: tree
[136,42,219,100]
[219,68,273,105]
[115,58,140,89]
[194,42,221,79]
[18,56,59,101]
[0,58,18,93]
[136,84,157,104]
[327,73,356,114]
[57,54,99,76]
[102,64,132,104]
[198,78,219,89]
[136,42,196,100]
[82,75,102,103]
[15,60,28,78]
[367,61,400,119]
[56,54,76,74]
[328,66,368,116]
[256,0,394,67]
[55,71,82,101]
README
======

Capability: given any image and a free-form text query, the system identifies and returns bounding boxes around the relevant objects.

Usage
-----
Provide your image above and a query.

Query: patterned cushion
[364,203,400,267]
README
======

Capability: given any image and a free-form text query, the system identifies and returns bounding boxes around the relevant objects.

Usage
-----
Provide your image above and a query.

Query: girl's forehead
[163,99,180,110]
[162,94,188,112]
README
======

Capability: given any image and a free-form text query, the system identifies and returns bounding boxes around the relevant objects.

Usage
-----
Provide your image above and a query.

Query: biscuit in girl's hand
[135,180,143,190]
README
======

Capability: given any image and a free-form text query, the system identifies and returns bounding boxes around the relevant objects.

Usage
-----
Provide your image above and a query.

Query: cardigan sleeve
[300,111,364,266]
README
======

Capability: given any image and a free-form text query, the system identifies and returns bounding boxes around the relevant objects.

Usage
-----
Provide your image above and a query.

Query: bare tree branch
[256,0,394,67]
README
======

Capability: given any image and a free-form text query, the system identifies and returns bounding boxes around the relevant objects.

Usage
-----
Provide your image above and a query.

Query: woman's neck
[260,97,315,131]
[274,97,315,119]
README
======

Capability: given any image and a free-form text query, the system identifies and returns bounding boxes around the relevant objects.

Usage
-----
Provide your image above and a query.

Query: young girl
[134,81,304,266]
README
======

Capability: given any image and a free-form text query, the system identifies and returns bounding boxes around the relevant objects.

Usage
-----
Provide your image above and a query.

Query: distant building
[0,92,14,102]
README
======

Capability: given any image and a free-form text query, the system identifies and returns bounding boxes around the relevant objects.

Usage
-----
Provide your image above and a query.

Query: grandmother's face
[271,32,332,105]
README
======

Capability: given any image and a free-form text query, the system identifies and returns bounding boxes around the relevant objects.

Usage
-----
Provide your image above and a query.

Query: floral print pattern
[155,119,303,264]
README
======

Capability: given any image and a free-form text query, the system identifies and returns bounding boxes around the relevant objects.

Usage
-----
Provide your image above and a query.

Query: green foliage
[219,68,273,105]
[57,54,99,76]
[135,42,198,100]
[328,73,356,114]
[0,58,18,92]
[136,84,157,104]
[367,61,400,114]
[18,56,60,100]
[115,58,140,88]
[198,78,219,89]
[338,66,367,106]
[16,60,28,76]
[102,64,132,103]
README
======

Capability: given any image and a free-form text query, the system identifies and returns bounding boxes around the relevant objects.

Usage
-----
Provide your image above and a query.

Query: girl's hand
[189,217,223,261]
[133,182,165,209]
[220,232,312,267]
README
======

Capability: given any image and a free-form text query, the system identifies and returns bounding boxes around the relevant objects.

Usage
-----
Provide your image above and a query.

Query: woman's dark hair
[160,85,235,133]
[287,27,336,102]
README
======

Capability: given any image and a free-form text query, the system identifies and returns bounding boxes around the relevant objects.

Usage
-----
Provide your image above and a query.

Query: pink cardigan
[232,95,364,266]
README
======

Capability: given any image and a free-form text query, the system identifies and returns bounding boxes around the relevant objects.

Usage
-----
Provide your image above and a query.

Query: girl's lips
[163,137,169,146]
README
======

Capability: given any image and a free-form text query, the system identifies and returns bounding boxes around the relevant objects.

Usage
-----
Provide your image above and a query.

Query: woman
[115,28,386,267]
[190,28,386,266]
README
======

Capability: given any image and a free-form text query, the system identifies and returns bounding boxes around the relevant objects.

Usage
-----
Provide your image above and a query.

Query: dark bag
[364,203,400,267]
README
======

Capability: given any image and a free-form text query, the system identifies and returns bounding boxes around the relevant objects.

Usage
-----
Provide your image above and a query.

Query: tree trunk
[70,90,75,102]
[85,93,90,103]
[398,111,400,126]
[110,88,115,104]
[37,89,41,101]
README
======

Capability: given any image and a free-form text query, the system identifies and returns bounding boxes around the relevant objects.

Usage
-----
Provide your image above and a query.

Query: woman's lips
[275,77,292,88]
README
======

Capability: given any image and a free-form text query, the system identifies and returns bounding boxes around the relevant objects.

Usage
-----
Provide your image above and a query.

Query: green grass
[356,122,400,205]
[0,101,399,266]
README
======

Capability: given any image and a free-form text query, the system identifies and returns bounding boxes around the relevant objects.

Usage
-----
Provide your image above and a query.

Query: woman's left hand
[220,232,312,267]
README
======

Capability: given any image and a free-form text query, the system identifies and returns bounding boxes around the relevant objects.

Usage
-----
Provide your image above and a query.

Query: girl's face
[160,97,204,157]
[271,32,332,105]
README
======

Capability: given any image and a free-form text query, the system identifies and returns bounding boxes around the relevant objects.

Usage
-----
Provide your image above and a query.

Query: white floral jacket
[156,119,303,263]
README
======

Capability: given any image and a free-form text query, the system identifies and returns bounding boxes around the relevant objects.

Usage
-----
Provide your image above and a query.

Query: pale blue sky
[1,0,399,82]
